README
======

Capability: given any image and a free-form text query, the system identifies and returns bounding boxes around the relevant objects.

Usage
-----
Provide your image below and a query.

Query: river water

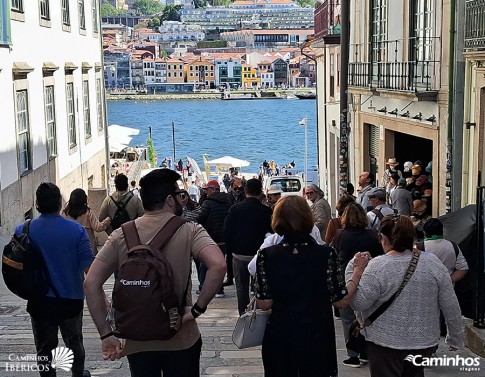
[107,98,317,173]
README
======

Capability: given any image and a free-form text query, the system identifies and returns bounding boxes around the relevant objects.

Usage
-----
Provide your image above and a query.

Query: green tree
[148,17,161,28]
[160,5,182,22]
[147,138,157,168]
[100,3,127,16]
[295,0,316,7]
[193,0,207,8]
[132,0,164,15]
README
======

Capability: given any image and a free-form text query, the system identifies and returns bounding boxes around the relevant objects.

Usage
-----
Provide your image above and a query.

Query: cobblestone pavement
[0,266,483,377]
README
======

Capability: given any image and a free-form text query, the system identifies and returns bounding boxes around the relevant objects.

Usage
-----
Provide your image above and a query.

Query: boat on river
[295,92,316,99]
[221,90,284,100]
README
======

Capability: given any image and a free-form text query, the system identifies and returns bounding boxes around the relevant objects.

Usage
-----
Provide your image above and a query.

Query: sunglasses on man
[173,190,188,200]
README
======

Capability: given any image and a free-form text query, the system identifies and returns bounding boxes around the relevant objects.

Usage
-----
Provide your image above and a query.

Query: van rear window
[271,179,301,193]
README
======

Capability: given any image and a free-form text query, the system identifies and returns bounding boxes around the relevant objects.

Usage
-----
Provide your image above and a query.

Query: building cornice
[64,62,78,73]
[12,62,34,79]
[42,62,59,76]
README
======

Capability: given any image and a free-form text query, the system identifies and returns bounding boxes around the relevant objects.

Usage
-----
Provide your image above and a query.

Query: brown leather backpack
[112,216,189,341]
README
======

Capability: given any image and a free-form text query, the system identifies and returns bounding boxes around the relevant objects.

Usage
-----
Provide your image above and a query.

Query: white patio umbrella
[205,156,250,170]
[108,124,140,152]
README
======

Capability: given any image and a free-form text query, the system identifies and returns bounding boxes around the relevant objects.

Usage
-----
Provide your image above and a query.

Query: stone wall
[0,149,107,236]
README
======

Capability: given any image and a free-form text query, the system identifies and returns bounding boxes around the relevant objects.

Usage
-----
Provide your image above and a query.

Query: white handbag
[232,297,271,349]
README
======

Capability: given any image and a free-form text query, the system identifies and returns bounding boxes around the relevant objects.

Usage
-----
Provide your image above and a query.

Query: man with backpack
[99,174,144,234]
[84,169,226,377]
[418,218,469,282]
[14,182,94,377]
[365,187,394,230]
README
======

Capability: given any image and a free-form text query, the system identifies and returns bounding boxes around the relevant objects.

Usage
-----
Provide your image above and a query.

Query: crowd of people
[10,159,470,377]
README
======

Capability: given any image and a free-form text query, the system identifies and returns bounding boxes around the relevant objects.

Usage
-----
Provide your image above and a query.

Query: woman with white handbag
[254,196,370,377]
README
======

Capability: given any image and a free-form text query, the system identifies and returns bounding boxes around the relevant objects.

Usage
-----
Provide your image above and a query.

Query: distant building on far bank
[0,1,108,234]
[180,0,314,32]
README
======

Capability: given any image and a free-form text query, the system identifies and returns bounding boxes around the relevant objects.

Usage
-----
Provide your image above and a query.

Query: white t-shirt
[423,238,469,274]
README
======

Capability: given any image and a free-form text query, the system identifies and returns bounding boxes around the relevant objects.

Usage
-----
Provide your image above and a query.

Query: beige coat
[65,209,110,254]
[311,196,332,237]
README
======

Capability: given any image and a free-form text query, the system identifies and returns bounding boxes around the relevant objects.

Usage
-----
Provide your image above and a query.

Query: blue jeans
[340,305,359,358]
[127,336,202,377]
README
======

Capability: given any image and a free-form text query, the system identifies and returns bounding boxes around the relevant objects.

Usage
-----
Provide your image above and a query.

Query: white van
[264,175,304,197]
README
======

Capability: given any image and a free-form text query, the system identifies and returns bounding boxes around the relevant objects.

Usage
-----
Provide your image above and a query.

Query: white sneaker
[215,293,225,298]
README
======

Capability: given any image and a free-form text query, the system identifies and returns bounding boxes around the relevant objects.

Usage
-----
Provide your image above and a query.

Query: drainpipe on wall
[450,0,466,212]
[99,18,110,192]
[447,0,461,213]
[339,0,350,191]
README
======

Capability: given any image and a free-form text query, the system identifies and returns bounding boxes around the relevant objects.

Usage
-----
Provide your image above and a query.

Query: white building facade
[0,0,108,234]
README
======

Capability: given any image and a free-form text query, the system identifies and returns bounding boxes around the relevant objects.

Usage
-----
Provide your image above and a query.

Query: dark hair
[63,188,89,219]
[114,174,129,191]
[336,194,355,215]
[390,216,416,252]
[245,178,262,196]
[367,172,376,185]
[390,173,400,183]
[130,180,136,187]
[341,202,368,229]
[379,216,395,242]
[423,218,443,237]
[139,168,181,211]
[346,183,355,196]
[272,196,313,238]
[36,182,62,214]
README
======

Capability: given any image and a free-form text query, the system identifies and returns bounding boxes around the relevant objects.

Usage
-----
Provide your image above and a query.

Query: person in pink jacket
[63,188,110,254]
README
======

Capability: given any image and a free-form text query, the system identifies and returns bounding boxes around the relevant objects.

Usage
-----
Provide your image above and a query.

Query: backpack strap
[370,208,384,228]
[111,192,134,208]
[23,219,61,298]
[124,192,134,207]
[110,195,121,208]
[372,208,384,220]
[149,216,187,251]
[121,221,141,250]
[450,240,460,258]
[415,240,459,257]
[23,219,31,234]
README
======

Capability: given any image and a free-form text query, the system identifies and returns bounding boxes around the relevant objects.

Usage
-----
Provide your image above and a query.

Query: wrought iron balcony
[314,0,341,44]
[465,0,485,50]
[349,37,440,93]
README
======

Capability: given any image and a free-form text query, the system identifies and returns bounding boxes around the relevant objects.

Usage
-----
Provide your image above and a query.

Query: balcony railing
[349,37,440,92]
[314,0,341,42]
[465,0,485,50]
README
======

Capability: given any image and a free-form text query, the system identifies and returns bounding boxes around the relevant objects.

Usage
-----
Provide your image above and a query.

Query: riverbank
[107,92,222,100]
[106,88,313,101]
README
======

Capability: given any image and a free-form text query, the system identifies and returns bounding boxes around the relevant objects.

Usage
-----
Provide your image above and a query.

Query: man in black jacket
[224,179,273,314]
[197,180,232,297]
